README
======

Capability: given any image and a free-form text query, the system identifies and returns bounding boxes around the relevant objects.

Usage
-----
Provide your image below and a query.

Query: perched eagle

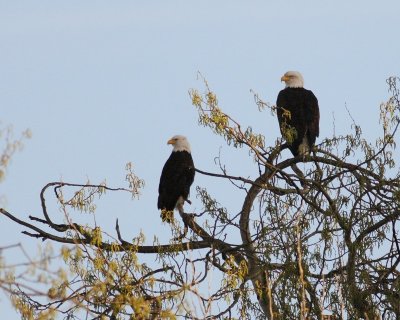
[277,71,320,157]
[158,135,195,223]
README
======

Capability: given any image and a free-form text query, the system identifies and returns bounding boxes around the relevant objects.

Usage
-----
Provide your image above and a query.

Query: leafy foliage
[1,77,400,319]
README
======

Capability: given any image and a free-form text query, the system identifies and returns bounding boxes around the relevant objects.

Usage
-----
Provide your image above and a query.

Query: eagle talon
[160,209,174,223]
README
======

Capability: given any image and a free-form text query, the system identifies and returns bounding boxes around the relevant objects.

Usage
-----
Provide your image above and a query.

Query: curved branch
[238,166,276,317]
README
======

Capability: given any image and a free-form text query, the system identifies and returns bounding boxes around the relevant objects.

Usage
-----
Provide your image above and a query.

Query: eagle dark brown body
[277,71,320,157]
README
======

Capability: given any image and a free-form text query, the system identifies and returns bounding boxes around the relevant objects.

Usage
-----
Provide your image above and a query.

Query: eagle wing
[158,152,195,210]
[305,90,320,145]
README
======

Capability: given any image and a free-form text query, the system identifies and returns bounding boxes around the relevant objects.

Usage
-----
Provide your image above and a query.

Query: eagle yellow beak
[281,75,290,82]
[167,138,175,145]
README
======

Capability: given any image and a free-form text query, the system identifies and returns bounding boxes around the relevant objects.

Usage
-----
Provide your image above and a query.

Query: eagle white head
[281,71,304,88]
[167,135,191,153]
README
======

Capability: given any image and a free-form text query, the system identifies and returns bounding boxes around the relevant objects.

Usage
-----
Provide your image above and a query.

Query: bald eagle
[158,135,195,223]
[277,71,320,157]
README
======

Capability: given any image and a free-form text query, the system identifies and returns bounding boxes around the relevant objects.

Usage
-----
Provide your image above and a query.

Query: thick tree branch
[0,208,210,253]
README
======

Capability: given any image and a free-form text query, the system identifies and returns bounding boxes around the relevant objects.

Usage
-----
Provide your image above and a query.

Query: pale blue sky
[1,1,399,318]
